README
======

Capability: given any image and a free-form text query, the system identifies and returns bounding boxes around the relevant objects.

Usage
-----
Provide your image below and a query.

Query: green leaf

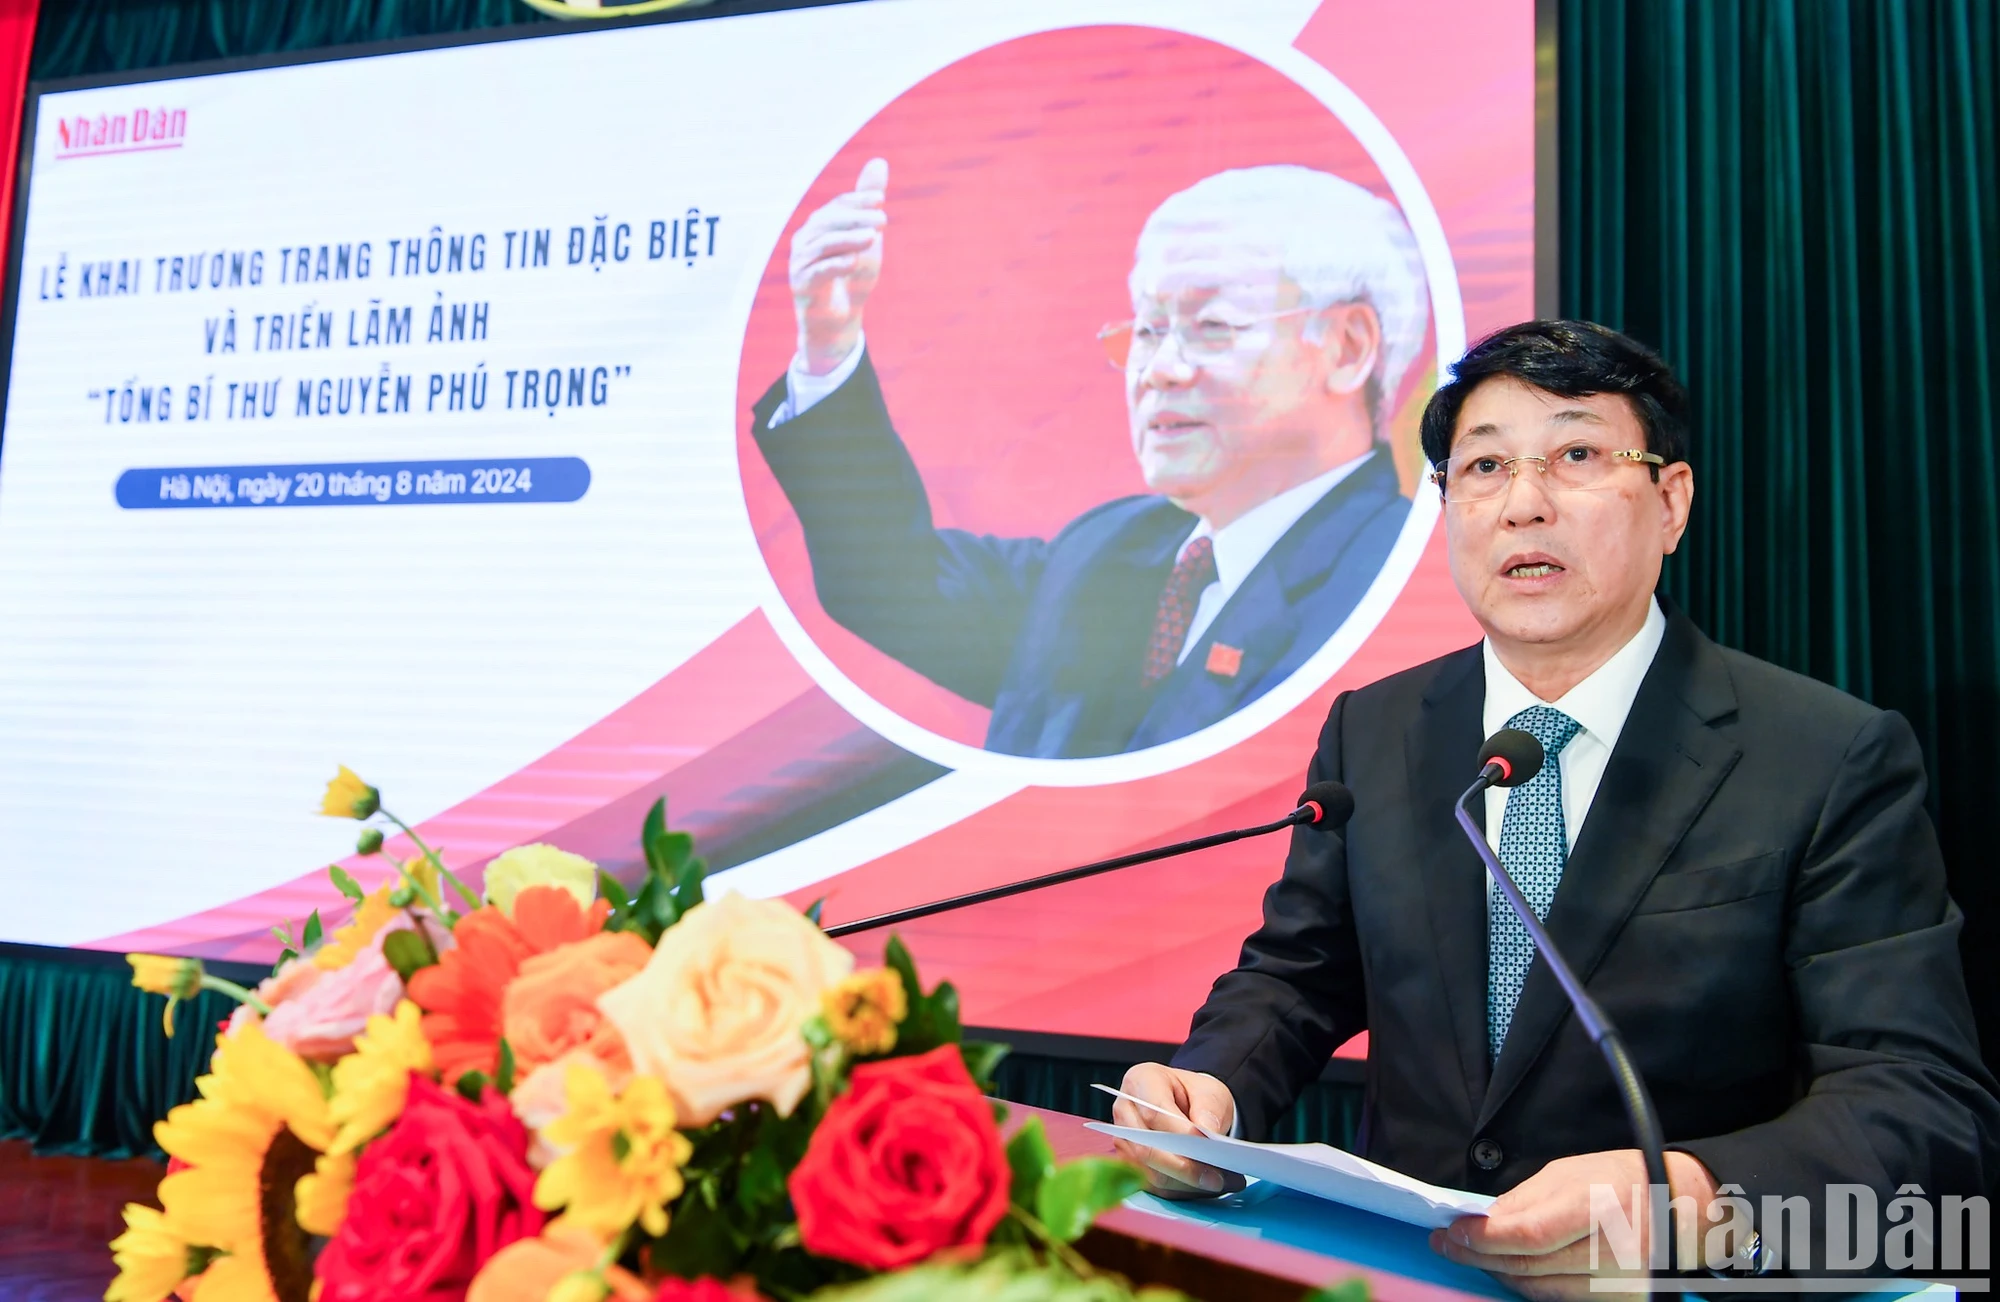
[930,978,963,1040]
[633,869,678,943]
[648,829,696,881]
[328,864,366,903]
[274,948,299,970]
[650,1188,746,1279]
[640,797,696,882]
[301,909,323,949]
[671,854,706,913]
[382,927,439,982]
[1303,1282,1370,1302]
[1034,1157,1146,1243]
[496,1038,516,1095]
[597,869,632,915]
[270,922,296,951]
[1006,1117,1056,1208]
[640,796,668,862]
[959,1039,1010,1091]
[804,896,827,927]
[801,1014,834,1050]
[735,1142,788,1217]
[883,935,921,1002]
[456,1070,490,1102]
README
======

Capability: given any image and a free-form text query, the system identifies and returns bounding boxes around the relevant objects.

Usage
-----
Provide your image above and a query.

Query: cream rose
[482,843,598,916]
[595,892,853,1125]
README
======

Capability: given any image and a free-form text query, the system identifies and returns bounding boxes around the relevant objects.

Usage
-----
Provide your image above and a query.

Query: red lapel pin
[1205,643,1243,678]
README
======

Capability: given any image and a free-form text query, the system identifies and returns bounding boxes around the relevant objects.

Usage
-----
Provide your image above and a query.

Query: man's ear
[1658,461,1694,554]
[1317,302,1383,398]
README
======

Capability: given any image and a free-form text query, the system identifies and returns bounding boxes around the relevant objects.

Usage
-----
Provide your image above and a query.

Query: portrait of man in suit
[751,159,1431,760]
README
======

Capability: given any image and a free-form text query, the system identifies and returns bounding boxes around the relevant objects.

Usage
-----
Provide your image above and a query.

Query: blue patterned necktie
[1488,704,1584,1061]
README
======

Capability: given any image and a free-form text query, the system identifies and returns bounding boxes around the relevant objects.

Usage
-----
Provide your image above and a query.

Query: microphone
[1458,731,1681,1282]
[823,781,1354,939]
[1477,726,1545,788]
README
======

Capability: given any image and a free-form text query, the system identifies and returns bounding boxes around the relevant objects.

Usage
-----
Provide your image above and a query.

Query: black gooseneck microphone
[823,781,1355,939]
[1459,728,1680,1281]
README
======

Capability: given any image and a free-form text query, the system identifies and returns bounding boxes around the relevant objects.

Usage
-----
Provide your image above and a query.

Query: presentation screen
[0,0,1537,1046]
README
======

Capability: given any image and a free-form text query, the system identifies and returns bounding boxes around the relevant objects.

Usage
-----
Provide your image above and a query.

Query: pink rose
[226,956,324,1036]
[260,942,405,1060]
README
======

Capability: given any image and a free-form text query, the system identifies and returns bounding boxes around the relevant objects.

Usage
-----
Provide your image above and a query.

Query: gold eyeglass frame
[1428,448,1666,501]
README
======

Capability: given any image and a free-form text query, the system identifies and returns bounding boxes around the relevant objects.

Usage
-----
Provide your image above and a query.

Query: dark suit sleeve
[1677,709,2000,1215]
[750,354,1049,707]
[1170,694,1369,1139]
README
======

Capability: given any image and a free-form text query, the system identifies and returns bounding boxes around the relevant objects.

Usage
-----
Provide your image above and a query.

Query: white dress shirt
[1171,455,1371,661]
[775,341,1374,666]
[1480,596,1667,854]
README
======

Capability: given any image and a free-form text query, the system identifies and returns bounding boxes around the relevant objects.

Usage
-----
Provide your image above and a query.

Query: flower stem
[199,974,271,1016]
[382,845,451,922]
[382,809,481,913]
[593,1227,633,1274]
[1008,1204,1097,1278]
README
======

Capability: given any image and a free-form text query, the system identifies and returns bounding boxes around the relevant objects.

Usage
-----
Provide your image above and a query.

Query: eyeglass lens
[1443,443,1622,500]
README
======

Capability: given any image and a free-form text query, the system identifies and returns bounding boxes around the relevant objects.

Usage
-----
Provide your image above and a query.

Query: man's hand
[789,157,887,375]
[1108,1063,1247,1200]
[1429,1149,1720,1301]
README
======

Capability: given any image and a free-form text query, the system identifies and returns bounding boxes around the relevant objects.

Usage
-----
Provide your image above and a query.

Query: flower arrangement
[108,768,1177,1302]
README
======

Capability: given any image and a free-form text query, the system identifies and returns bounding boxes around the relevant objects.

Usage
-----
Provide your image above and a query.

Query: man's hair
[1132,165,1430,439]
[1418,320,1692,468]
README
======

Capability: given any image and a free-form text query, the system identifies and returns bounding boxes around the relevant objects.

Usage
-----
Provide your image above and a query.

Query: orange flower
[408,885,611,1083]
[501,930,652,1079]
[464,1225,647,1302]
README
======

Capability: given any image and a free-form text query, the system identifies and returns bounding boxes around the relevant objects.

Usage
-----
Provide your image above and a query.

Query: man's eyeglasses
[1097,307,1317,370]
[1429,442,1666,503]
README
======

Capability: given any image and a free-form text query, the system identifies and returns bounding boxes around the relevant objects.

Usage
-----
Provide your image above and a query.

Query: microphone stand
[824,806,1317,939]
[1455,777,1682,1289]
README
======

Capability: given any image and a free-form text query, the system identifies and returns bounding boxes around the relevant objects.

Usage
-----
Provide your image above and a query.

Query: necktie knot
[1141,535,1218,685]
[1505,704,1582,757]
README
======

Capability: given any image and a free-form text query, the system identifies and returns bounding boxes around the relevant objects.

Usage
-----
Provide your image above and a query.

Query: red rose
[788,1045,1011,1270]
[652,1279,767,1302]
[315,1076,547,1301]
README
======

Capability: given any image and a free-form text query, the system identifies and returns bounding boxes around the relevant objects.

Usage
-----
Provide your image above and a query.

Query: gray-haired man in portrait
[751,161,1431,759]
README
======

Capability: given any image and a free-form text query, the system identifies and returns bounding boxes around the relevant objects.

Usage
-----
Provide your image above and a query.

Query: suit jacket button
[1471,1138,1504,1171]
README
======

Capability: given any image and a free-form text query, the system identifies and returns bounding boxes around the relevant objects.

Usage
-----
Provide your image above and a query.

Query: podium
[1017,1104,1509,1302]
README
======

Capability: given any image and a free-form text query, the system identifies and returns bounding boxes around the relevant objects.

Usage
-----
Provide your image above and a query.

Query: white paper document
[1086,1122,1495,1230]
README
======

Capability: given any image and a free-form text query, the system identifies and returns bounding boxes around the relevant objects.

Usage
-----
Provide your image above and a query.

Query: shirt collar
[1481,597,1668,750]
[1179,450,1375,591]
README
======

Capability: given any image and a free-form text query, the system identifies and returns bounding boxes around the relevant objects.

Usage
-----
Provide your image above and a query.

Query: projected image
[738,27,1437,762]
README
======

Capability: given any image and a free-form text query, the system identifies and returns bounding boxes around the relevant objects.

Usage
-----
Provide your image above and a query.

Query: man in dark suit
[752,159,1428,758]
[1114,321,1999,1290]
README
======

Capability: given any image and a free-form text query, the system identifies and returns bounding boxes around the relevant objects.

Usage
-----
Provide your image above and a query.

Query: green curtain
[0,944,247,1158]
[0,941,1365,1158]
[1561,0,2000,1073]
[28,0,553,79]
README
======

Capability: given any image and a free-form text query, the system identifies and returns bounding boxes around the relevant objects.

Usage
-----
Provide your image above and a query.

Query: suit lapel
[1135,450,1404,732]
[1477,612,1742,1128]
[1407,646,1495,1116]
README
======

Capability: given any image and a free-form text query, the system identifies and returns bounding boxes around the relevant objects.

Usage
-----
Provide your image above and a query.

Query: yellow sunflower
[154,1022,335,1302]
[106,1203,215,1302]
